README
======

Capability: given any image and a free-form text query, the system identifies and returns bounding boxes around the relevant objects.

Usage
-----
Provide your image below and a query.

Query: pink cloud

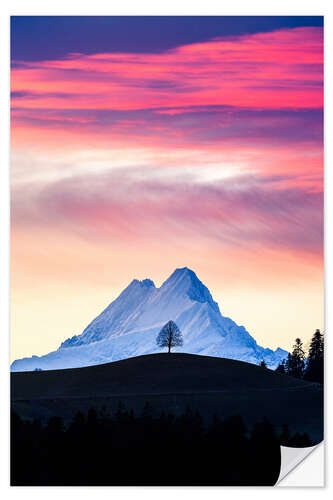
[11,27,323,113]
[12,169,323,257]
[11,26,323,259]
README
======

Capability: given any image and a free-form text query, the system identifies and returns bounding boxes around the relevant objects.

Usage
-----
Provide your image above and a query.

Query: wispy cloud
[12,169,323,256]
[11,27,323,113]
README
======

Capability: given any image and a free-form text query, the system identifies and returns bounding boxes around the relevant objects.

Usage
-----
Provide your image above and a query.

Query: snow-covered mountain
[11,267,288,371]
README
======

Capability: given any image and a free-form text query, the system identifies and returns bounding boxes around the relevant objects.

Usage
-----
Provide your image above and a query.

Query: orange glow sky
[11,19,323,361]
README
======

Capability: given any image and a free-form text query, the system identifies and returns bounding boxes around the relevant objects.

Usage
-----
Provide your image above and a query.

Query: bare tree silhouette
[156,320,183,353]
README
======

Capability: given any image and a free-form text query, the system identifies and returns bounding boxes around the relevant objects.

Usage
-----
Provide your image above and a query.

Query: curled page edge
[276,443,323,485]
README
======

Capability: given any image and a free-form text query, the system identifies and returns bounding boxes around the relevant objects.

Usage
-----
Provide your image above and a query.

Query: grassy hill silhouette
[11,353,323,443]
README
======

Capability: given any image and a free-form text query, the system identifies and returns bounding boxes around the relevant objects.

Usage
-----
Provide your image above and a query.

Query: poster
[10,15,324,486]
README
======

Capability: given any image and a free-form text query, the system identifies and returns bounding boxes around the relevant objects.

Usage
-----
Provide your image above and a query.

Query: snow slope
[11,267,288,371]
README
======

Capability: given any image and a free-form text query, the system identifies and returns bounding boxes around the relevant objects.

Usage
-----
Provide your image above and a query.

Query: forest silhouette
[11,402,312,486]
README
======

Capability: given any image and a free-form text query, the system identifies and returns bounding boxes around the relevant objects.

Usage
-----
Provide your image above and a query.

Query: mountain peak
[175,266,193,273]
[127,278,156,289]
[166,267,198,281]
[161,267,219,312]
[141,279,155,287]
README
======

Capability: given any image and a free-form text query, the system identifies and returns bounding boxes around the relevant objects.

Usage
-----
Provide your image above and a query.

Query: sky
[10,16,324,361]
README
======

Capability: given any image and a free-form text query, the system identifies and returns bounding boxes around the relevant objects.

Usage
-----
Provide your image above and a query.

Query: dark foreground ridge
[12,406,282,486]
[11,353,323,442]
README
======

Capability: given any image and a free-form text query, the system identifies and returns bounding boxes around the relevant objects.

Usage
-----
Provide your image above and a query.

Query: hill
[11,353,323,443]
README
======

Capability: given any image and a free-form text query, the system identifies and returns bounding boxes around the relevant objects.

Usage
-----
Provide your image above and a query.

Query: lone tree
[156,320,183,353]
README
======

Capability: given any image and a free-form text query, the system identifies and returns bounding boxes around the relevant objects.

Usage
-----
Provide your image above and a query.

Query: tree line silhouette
[11,401,313,487]
[274,329,324,383]
[259,329,324,383]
